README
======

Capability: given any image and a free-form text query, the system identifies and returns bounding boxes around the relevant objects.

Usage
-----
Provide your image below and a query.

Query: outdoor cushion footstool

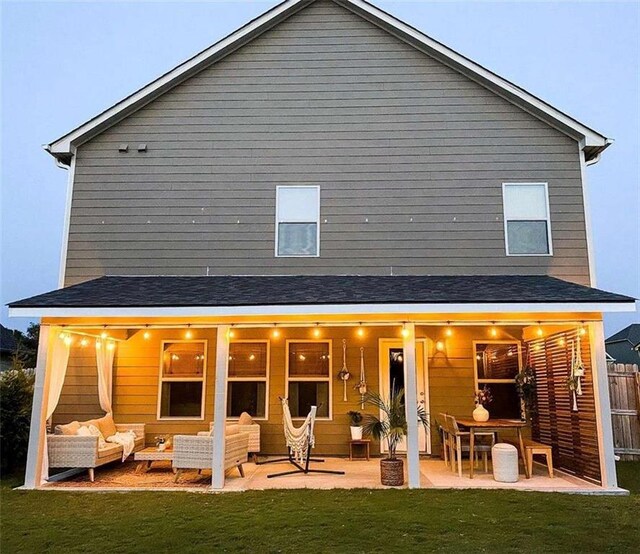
[492,443,519,483]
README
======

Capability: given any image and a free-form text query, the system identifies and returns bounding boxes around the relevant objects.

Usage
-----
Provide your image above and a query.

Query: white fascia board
[46,0,608,159]
[8,301,637,319]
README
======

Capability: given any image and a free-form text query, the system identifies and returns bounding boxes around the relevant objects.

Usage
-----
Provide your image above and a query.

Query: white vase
[350,426,363,440]
[473,404,489,422]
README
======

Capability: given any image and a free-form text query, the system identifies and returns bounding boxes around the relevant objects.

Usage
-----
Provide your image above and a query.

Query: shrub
[0,367,35,473]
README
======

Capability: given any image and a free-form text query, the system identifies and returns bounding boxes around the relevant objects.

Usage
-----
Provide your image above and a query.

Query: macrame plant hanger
[357,347,367,409]
[338,339,350,402]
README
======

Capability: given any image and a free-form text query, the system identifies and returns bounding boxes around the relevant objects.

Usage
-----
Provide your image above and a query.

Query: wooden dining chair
[445,415,495,477]
[437,413,451,468]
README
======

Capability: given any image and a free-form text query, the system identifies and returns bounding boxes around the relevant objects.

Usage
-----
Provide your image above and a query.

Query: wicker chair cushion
[78,424,107,448]
[55,421,81,435]
[238,412,253,425]
[226,425,240,436]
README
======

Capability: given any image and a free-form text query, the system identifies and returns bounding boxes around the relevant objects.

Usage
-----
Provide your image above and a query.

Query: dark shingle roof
[606,324,640,345]
[7,275,635,309]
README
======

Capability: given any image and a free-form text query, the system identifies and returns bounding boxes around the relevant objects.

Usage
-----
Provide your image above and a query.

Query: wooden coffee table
[134,447,175,473]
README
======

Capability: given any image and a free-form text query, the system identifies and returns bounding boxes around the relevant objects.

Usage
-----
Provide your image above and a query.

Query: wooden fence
[608,363,640,460]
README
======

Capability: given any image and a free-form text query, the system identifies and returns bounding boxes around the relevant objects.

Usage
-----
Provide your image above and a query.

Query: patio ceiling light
[490,324,498,337]
[445,322,453,337]
[401,324,409,338]
[313,324,321,338]
[357,323,365,337]
[272,325,280,339]
[185,325,193,339]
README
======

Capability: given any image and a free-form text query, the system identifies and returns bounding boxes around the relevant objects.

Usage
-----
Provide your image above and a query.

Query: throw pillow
[77,424,107,448]
[54,421,81,435]
[97,413,117,439]
[238,412,253,426]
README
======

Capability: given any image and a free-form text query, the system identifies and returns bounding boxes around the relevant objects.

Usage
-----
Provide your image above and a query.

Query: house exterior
[9,0,636,491]
[606,324,640,365]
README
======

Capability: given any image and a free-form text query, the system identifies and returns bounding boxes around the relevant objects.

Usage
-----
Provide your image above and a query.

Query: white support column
[402,322,421,489]
[211,325,230,490]
[589,321,618,488]
[24,325,52,489]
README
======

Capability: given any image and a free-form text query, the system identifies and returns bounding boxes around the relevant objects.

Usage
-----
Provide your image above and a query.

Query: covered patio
[42,457,613,494]
[9,275,634,493]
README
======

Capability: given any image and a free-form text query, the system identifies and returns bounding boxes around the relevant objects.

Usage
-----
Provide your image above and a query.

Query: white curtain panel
[42,329,71,481]
[96,339,115,414]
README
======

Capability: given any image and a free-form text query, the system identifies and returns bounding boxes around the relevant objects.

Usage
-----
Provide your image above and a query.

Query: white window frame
[285,339,332,420]
[275,185,321,258]
[227,339,270,421]
[157,339,207,421]
[502,182,553,257]
[473,340,523,418]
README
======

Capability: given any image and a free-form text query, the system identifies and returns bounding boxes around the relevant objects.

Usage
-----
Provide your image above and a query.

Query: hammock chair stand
[257,399,345,479]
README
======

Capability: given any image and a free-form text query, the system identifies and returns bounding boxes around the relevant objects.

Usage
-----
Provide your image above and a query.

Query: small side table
[349,439,371,461]
[134,447,175,473]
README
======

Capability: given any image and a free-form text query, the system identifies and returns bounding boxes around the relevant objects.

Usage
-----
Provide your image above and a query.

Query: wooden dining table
[456,418,530,479]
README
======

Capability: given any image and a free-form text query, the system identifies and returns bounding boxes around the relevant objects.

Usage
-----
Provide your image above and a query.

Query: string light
[100,331,108,339]
[185,325,193,339]
[490,324,498,337]
[313,324,321,338]
[579,326,587,336]
[401,324,409,338]
[228,325,235,339]
[357,324,365,338]
[435,340,445,352]
[272,325,280,339]
[63,335,72,346]
[536,323,544,337]
[143,330,151,340]
[445,322,453,337]
[80,338,89,347]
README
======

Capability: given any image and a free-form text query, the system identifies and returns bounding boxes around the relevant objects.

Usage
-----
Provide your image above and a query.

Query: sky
[1,0,638,335]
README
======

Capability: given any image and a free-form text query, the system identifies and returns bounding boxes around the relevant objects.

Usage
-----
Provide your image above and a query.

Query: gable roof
[606,323,640,345]
[46,0,610,165]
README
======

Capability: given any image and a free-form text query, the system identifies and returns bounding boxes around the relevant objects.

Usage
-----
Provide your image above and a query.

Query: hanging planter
[354,346,367,409]
[338,339,350,402]
[567,334,585,412]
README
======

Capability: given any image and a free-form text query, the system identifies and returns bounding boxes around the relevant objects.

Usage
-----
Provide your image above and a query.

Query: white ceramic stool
[492,443,519,483]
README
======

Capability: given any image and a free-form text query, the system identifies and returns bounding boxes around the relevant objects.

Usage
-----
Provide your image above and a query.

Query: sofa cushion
[96,414,117,439]
[226,425,240,436]
[238,412,253,425]
[54,421,80,435]
[98,443,123,459]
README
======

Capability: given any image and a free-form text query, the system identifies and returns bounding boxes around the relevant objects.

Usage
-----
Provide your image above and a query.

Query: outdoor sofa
[49,414,145,482]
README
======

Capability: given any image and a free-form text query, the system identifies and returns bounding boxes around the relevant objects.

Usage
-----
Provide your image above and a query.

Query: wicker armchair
[173,427,249,483]
[48,423,145,482]
[198,421,260,456]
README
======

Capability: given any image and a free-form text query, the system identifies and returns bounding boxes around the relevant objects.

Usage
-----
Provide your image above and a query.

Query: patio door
[378,340,430,454]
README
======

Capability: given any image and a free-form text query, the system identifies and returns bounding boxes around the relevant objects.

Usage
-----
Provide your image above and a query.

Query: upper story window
[275,186,320,257]
[502,183,552,256]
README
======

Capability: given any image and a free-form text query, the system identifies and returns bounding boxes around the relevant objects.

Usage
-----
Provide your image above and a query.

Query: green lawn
[1,464,638,553]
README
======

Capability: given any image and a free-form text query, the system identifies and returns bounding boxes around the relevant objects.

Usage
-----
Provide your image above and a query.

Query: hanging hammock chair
[257,398,345,479]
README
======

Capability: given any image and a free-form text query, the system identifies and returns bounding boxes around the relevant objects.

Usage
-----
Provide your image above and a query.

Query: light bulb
[313,327,321,338]
[435,340,444,352]
[357,327,365,338]
[185,329,193,339]
[80,338,89,347]
[228,329,235,338]
[272,328,280,338]
[101,331,108,339]
[579,327,586,336]
[445,327,453,337]
[249,353,256,361]
[490,326,498,337]
[401,326,409,338]
[536,327,544,337]
[143,330,151,340]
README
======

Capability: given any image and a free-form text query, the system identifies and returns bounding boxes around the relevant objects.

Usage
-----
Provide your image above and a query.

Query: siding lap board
[65,0,589,285]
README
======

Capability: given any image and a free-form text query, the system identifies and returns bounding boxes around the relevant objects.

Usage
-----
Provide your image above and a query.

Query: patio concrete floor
[44,456,618,494]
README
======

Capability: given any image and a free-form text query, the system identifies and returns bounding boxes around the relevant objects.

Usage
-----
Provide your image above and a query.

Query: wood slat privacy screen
[528,329,601,483]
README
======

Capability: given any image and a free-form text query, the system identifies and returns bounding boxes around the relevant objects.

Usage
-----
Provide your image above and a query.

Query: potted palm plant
[347,410,363,440]
[362,387,429,486]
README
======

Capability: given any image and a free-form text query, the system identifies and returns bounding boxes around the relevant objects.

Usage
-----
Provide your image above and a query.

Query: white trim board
[8,301,636,319]
[45,0,609,162]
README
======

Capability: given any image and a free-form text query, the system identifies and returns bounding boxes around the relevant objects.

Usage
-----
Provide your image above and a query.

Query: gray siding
[66,0,590,286]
